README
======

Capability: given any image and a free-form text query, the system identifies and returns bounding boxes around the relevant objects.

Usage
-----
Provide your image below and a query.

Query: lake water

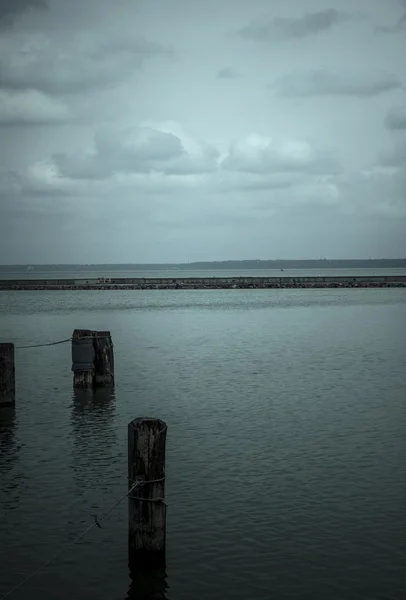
[0,288,405,600]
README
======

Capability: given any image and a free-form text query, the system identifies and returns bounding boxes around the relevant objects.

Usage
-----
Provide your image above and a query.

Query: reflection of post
[128,418,167,565]
[71,330,114,388]
[0,407,21,512]
[0,343,15,407]
[0,407,16,462]
[70,388,116,503]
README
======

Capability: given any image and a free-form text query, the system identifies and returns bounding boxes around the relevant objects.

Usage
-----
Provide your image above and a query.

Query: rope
[131,496,167,505]
[128,477,166,485]
[13,335,111,350]
[15,338,72,349]
[0,481,140,600]
[128,476,166,501]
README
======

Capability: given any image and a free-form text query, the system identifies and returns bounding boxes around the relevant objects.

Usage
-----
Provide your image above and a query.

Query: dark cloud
[270,69,403,97]
[54,128,183,179]
[385,106,406,130]
[0,89,72,125]
[0,0,47,28]
[337,167,406,217]
[0,162,74,198]
[238,9,351,42]
[0,35,170,94]
[376,0,406,33]
[214,171,304,192]
[217,67,241,79]
[380,140,406,167]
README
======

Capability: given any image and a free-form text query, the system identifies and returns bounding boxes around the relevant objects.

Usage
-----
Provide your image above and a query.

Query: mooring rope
[15,337,73,349]
[130,495,167,504]
[128,476,167,504]
[0,481,140,600]
[14,335,111,350]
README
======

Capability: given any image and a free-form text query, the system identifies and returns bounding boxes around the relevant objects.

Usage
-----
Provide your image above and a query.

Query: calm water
[0,288,405,600]
[1,267,406,279]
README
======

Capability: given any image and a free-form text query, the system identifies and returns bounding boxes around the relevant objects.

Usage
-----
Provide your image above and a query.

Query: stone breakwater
[1,276,406,290]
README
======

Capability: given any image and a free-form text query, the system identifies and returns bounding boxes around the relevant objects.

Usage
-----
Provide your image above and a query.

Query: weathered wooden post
[72,330,94,388]
[128,417,167,566]
[127,562,168,599]
[71,329,114,388]
[0,343,15,407]
[94,330,114,387]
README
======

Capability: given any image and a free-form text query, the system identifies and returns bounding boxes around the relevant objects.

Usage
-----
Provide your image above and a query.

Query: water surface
[0,288,405,599]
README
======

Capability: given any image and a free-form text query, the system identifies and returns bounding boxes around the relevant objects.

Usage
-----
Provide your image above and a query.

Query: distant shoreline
[1,275,405,291]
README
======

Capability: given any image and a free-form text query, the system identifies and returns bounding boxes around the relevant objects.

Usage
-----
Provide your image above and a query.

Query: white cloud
[4,118,403,222]
[0,89,72,124]
[18,127,340,199]
[220,133,338,175]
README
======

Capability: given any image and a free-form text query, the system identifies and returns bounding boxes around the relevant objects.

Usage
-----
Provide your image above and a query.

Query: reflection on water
[127,558,168,600]
[70,389,117,513]
[0,407,23,514]
[0,406,16,454]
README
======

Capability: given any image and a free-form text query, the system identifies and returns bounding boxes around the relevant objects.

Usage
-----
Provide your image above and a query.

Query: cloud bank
[238,9,351,42]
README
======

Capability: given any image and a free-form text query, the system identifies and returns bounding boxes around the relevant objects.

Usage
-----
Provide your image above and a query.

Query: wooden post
[128,417,167,565]
[71,329,114,388]
[94,330,114,387]
[72,329,94,388]
[0,343,15,407]
[127,561,168,599]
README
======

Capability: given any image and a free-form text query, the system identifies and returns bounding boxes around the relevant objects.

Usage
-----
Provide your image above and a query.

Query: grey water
[0,288,405,600]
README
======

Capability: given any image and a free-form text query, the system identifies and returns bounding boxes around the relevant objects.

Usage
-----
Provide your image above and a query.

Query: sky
[0,0,405,264]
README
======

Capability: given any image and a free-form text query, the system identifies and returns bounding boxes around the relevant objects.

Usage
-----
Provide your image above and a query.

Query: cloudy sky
[0,0,405,263]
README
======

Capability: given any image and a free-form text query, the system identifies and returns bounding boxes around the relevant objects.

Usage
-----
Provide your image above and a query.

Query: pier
[0,275,405,290]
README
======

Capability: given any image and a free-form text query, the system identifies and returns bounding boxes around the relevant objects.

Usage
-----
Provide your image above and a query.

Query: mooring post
[128,417,167,566]
[94,330,114,387]
[71,329,114,388]
[0,343,15,407]
[72,329,95,388]
[127,562,168,599]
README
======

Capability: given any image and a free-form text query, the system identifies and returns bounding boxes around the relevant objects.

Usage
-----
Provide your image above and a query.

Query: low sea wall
[0,275,406,290]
